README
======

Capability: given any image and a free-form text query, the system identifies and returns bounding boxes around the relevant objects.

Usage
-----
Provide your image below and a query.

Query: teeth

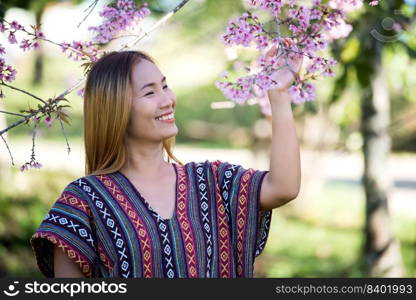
[156,113,174,121]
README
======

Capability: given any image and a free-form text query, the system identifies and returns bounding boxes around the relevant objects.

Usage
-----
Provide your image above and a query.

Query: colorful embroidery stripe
[176,164,198,277]
[96,175,154,278]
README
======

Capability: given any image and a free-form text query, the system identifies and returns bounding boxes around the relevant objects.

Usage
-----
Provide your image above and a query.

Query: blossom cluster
[88,0,151,44]
[0,20,44,84]
[0,0,151,171]
[0,44,16,84]
[1,20,45,52]
[20,160,42,171]
[216,0,380,109]
[58,40,102,62]
[59,0,150,63]
[0,0,151,85]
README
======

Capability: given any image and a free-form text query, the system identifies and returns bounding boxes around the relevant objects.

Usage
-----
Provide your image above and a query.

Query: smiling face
[127,59,178,144]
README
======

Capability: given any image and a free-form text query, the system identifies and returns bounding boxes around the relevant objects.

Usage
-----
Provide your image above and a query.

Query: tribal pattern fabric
[30,160,273,278]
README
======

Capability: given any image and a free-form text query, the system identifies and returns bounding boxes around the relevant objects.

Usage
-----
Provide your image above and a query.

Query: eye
[163,85,169,89]
[144,91,154,97]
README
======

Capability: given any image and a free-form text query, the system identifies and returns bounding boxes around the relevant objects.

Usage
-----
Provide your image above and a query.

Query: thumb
[266,44,277,57]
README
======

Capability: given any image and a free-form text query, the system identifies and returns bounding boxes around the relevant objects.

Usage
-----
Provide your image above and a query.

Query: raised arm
[259,42,302,211]
[259,89,301,210]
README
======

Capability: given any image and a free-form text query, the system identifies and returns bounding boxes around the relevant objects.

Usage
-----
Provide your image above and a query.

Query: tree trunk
[360,51,404,277]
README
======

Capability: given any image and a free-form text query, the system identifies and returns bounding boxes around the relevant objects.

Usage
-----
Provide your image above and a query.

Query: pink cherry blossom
[44,116,53,128]
[217,0,379,106]
[8,32,17,44]
[88,0,151,44]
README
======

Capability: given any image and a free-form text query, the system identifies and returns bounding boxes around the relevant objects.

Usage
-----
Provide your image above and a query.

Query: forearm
[267,89,301,198]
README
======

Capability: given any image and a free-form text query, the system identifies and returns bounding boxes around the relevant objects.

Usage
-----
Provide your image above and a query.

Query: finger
[266,44,277,57]
[282,38,289,48]
[283,37,293,48]
[277,57,285,68]
[266,45,272,55]
[293,56,303,72]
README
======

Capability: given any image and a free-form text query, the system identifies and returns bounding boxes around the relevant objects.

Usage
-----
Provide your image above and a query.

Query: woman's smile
[155,112,175,123]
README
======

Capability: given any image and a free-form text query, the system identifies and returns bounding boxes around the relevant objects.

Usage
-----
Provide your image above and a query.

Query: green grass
[254,181,416,278]
[255,214,414,277]
[261,215,362,277]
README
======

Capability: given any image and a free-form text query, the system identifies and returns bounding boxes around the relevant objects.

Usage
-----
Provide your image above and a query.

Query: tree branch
[1,82,47,105]
[0,110,26,118]
[0,112,37,137]
[77,0,99,28]
[0,134,14,166]
[121,0,191,50]
[58,116,71,155]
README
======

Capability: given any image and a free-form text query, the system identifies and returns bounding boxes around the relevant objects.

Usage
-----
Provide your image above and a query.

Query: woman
[30,47,301,278]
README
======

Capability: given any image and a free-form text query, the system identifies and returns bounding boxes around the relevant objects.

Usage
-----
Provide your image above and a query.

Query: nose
[160,89,175,108]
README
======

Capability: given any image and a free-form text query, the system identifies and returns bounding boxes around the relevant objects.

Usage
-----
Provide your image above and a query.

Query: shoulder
[58,175,103,207]
[61,175,96,194]
[64,172,114,190]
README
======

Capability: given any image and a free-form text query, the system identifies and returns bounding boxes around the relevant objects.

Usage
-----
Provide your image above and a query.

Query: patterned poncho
[30,160,272,278]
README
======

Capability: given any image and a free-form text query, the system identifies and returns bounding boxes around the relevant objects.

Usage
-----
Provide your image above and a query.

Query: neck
[120,138,170,180]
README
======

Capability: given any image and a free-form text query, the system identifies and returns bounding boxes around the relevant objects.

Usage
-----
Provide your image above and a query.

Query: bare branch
[0,113,35,137]
[29,123,38,164]
[1,82,47,105]
[78,0,99,28]
[0,110,27,118]
[57,116,71,155]
[0,134,15,166]
[173,0,190,13]
[121,0,191,50]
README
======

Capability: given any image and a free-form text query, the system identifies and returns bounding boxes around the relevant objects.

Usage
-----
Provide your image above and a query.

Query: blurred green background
[0,0,415,277]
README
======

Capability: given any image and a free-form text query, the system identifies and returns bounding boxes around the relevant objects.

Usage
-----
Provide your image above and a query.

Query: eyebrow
[140,76,166,90]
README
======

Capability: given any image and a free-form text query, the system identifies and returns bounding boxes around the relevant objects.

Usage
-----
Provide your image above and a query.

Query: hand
[265,38,303,92]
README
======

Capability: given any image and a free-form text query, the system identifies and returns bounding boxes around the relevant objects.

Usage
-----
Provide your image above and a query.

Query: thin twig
[172,0,190,13]
[40,37,93,60]
[0,134,14,166]
[121,0,191,50]
[78,0,99,28]
[30,123,37,161]
[0,110,27,118]
[0,82,47,105]
[0,112,36,137]
[57,116,71,155]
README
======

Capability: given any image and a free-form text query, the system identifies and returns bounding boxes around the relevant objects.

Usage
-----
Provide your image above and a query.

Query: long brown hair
[83,50,183,176]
